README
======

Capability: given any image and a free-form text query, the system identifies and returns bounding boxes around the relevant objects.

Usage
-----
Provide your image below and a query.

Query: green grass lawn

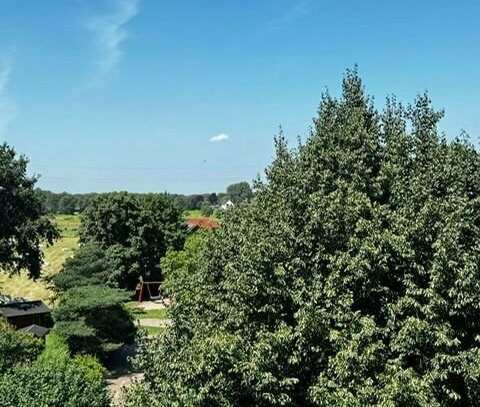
[141,326,167,336]
[0,214,81,305]
[126,302,169,319]
[184,209,220,221]
[184,209,203,218]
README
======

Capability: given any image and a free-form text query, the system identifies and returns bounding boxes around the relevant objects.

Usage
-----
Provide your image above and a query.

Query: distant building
[0,295,52,337]
[186,217,220,232]
[220,200,234,210]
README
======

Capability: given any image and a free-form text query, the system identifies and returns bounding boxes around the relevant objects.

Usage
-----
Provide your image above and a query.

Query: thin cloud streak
[86,0,140,86]
[210,133,229,142]
[265,1,310,32]
[0,56,16,135]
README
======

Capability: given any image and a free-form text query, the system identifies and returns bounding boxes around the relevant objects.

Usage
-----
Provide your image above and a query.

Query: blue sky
[0,0,479,193]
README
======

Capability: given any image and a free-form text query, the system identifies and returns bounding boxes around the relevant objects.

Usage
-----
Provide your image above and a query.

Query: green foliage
[50,243,116,293]
[79,192,186,289]
[0,348,110,407]
[0,143,59,278]
[53,285,136,358]
[0,318,43,373]
[226,181,253,204]
[39,332,70,362]
[201,203,214,217]
[35,189,99,214]
[126,302,169,319]
[125,69,480,406]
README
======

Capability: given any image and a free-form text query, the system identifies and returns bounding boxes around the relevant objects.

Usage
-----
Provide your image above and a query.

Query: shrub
[0,351,110,407]
[0,318,43,373]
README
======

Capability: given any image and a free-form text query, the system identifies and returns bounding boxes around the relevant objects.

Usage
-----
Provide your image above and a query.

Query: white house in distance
[220,200,234,210]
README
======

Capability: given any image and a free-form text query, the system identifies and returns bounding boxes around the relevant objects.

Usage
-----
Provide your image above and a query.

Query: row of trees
[36,181,253,215]
[125,70,480,406]
[35,189,99,215]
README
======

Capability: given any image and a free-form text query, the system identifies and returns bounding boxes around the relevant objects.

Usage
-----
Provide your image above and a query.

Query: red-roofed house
[186,217,220,231]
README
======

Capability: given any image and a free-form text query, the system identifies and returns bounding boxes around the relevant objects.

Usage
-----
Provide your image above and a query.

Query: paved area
[138,317,172,327]
[107,373,143,406]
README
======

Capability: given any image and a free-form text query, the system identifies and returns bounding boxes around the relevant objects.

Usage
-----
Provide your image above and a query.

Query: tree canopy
[226,181,253,204]
[79,192,186,289]
[53,284,136,358]
[0,143,58,278]
[125,69,480,406]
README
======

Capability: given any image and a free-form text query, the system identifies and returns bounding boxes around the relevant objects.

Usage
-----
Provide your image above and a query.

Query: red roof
[186,217,220,230]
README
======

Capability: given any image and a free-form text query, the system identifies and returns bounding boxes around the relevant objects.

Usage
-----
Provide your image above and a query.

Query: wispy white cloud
[0,56,16,135]
[210,133,229,142]
[86,0,140,86]
[266,1,311,31]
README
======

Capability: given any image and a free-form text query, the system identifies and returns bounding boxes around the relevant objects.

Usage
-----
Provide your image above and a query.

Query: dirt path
[107,373,143,406]
[107,301,171,405]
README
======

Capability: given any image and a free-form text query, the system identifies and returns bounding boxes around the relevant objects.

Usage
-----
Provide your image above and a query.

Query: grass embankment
[0,215,80,304]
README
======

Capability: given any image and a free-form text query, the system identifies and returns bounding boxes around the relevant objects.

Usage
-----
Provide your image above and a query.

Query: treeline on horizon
[35,181,253,215]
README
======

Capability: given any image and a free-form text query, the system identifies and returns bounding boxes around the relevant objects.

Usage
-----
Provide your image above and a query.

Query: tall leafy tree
[0,143,58,278]
[125,69,480,406]
[79,192,186,289]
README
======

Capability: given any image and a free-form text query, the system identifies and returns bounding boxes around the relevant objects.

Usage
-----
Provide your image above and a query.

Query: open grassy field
[184,209,203,218]
[0,215,81,305]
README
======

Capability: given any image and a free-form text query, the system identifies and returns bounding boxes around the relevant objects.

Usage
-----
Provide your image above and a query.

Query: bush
[0,351,110,407]
[0,318,43,373]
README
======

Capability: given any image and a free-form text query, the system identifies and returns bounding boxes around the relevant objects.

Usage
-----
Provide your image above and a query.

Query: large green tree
[125,70,480,406]
[79,192,186,289]
[0,143,58,278]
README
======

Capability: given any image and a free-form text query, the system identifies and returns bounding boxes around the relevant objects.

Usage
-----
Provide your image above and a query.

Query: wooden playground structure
[137,277,162,302]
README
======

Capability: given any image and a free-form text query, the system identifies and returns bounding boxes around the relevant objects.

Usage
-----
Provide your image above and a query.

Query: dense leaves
[79,192,186,289]
[0,143,59,278]
[125,69,480,406]
[0,318,43,373]
[53,284,136,358]
[0,334,110,407]
[50,243,115,293]
[226,181,253,204]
